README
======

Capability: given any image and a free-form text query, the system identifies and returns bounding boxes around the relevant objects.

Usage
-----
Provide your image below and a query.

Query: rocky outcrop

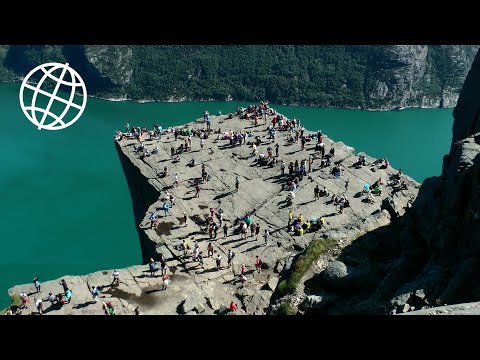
[84,45,133,86]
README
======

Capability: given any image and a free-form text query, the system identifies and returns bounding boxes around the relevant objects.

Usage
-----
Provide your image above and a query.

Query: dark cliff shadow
[213,191,235,200]
[115,141,161,263]
[242,244,266,253]
[72,301,96,310]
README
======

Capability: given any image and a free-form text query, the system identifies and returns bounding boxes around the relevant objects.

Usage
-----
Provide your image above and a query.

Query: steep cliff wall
[290,49,480,315]
[115,141,160,263]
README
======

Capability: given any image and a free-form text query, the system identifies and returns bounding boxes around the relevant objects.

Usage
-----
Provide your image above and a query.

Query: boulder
[245,290,272,315]
[322,261,348,283]
[282,255,294,274]
[274,259,285,274]
[266,275,279,292]
[181,289,207,314]
[206,297,223,312]
[236,286,254,301]
[216,305,230,315]
[382,193,414,218]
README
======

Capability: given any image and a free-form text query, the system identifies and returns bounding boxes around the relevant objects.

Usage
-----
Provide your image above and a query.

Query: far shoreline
[3,80,455,112]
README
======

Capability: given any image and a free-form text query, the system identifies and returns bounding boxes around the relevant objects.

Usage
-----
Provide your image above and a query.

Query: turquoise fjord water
[0,82,453,308]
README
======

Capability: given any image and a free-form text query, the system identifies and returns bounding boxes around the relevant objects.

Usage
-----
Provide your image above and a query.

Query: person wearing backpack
[149,258,158,277]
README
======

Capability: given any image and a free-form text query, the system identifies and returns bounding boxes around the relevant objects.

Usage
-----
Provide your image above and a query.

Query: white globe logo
[19,62,87,131]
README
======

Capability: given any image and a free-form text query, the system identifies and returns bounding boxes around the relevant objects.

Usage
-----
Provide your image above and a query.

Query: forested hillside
[1,45,477,109]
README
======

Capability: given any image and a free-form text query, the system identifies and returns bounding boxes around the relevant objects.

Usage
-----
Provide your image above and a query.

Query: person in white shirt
[112,270,120,286]
[35,297,43,315]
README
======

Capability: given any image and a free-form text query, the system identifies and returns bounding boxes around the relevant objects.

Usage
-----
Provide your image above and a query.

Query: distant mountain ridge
[1,45,477,110]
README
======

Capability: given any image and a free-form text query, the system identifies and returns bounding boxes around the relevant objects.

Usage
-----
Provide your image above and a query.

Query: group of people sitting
[332,194,350,213]
[288,215,326,235]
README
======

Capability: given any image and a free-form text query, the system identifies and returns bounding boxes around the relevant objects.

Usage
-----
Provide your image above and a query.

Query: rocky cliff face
[0,45,477,109]
[288,49,480,315]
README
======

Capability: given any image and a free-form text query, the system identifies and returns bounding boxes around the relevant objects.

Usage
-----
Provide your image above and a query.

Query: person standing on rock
[314,185,320,200]
[183,239,189,257]
[255,223,261,240]
[223,224,229,238]
[163,201,171,217]
[20,292,28,309]
[280,161,286,175]
[193,241,200,261]
[308,158,313,173]
[241,263,246,275]
[34,297,43,315]
[250,223,256,238]
[149,211,158,229]
[91,286,100,302]
[200,137,205,150]
[59,279,69,293]
[159,253,167,275]
[134,306,140,315]
[183,212,188,227]
[33,277,41,293]
[227,250,235,268]
[235,176,240,192]
[215,254,222,269]
[174,174,179,187]
[195,184,200,197]
[112,270,120,286]
[230,301,238,312]
[210,207,215,220]
[162,273,170,290]
[263,229,269,245]
[275,143,280,157]
[149,258,158,277]
[171,146,175,158]
[255,255,263,273]
[197,251,204,268]
[288,210,293,226]
[345,178,349,190]
[207,243,213,257]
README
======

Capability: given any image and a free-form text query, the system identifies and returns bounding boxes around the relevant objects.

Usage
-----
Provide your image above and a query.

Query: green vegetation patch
[279,238,337,296]
[275,299,296,315]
